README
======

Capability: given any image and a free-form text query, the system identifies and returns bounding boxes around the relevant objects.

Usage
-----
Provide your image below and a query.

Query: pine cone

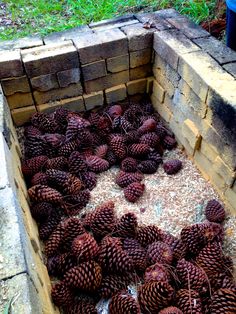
[24,125,42,137]
[114,213,138,238]
[30,201,53,222]
[156,124,167,138]
[124,182,145,202]
[121,157,138,172]
[162,232,178,246]
[28,185,63,203]
[159,307,183,314]
[128,143,150,157]
[120,116,134,132]
[147,151,163,163]
[47,253,77,277]
[137,225,163,247]
[31,172,49,186]
[163,135,177,149]
[71,232,99,262]
[123,238,142,251]
[210,288,236,313]
[138,281,174,313]
[79,171,97,190]
[137,160,158,174]
[163,159,182,175]
[44,156,68,171]
[51,281,74,307]
[54,107,69,125]
[64,261,102,292]
[38,212,61,241]
[176,289,203,314]
[22,155,48,177]
[109,291,140,314]
[180,223,207,256]
[68,151,88,175]
[66,114,90,141]
[127,247,148,272]
[147,241,173,265]
[99,273,135,298]
[116,171,143,188]
[140,132,160,147]
[31,112,58,133]
[45,223,65,257]
[24,135,46,158]
[124,130,140,144]
[95,144,109,159]
[64,190,90,215]
[58,139,80,157]
[64,300,98,314]
[138,118,157,134]
[63,217,85,249]
[108,104,123,118]
[144,263,170,283]
[171,239,187,261]
[109,135,126,159]
[40,133,65,148]
[86,155,110,173]
[205,199,225,223]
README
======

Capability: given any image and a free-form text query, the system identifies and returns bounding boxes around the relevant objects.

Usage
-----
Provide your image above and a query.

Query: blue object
[226,6,236,51]
[226,0,236,12]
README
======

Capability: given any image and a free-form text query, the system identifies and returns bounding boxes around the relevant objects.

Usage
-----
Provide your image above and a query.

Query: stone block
[153,69,175,98]
[74,29,128,64]
[21,41,79,77]
[135,12,173,30]
[151,9,182,19]
[83,91,104,110]
[107,54,129,73]
[105,84,127,104]
[34,83,83,105]
[126,78,147,95]
[0,50,24,79]
[84,70,129,94]
[194,150,212,181]
[130,64,152,80]
[213,156,236,187]
[11,105,36,126]
[0,35,43,51]
[90,15,139,31]
[153,29,200,70]
[31,73,59,92]
[152,80,165,103]
[225,188,236,214]
[193,36,236,64]
[1,76,30,96]
[57,68,81,87]
[121,23,155,51]
[82,60,106,81]
[182,119,201,151]
[151,93,172,123]
[7,93,34,109]
[0,133,14,190]
[130,48,152,68]
[223,63,236,78]
[38,96,85,113]
[146,76,154,94]
[167,16,209,39]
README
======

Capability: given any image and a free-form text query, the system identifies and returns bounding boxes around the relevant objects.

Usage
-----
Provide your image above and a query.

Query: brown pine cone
[99,273,135,298]
[58,139,80,157]
[128,143,151,157]
[140,132,160,147]
[124,130,140,144]
[38,212,61,241]
[63,217,86,249]
[144,263,170,283]
[121,157,138,172]
[31,112,58,133]
[137,160,158,174]
[159,307,183,314]
[68,151,88,174]
[109,134,126,159]
[45,223,65,257]
[127,247,148,272]
[138,118,157,134]
[122,238,142,251]
[114,212,138,238]
[138,281,174,313]
[116,171,143,188]
[24,125,42,137]
[66,114,90,141]
[156,124,167,138]
[44,156,68,171]
[28,185,63,203]
[176,289,203,314]
[54,107,69,125]
[63,299,98,314]
[63,261,102,292]
[137,225,163,247]
[210,288,236,313]
[71,232,99,262]
[105,149,117,166]
[40,133,65,148]
[162,232,178,246]
[24,135,46,158]
[30,201,54,222]
[46,169,82,193]
[108,104,123,118]
[86,155,110,173]
[171,239,187,261]
[147,151,163,163]
[22,155,48,177]
[31,172,49,186]
[162,135,177,150]
[120,116,134,132]
[147,241,173,265]
[163,159,182,175]
[47,253,77,277]
[79,171,97,190]
[109,291,141,314]
[124,182,145,203]
[181,223,207,256]
[64,190,90,215]
[205,199,225,223]
[51,281,74,307]
[94,144,109,159]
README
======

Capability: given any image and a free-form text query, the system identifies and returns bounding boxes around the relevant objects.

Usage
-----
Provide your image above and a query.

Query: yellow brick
[105,84,127,104]
[200,139,218,162]
[7,92,34,109]
[224,188,236,215]
[213,156,236,187]
[151,93,172,123]
[37,96,85,113]
[83,91,104,110]
[182,119,201,151]
[126,78,147,95]
[11,105,36,126]
[146,76,154,94]
[152,80,165,103]
[194,150,211,181]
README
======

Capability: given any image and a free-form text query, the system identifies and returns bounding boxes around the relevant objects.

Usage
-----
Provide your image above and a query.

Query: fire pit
[0,9,235,313]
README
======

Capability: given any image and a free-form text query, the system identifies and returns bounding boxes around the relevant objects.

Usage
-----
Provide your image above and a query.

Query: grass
[0,0,217,40]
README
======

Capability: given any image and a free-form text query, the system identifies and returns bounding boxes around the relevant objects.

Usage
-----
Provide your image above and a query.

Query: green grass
[0,0,216,40]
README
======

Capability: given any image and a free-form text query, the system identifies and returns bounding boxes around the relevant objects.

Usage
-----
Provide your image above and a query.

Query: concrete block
[0,133,14,190]
[11,105,36,126]
[152,80,165,103]
[151,9,182,19]
[153,69,175,98]
[31,73,59,92]
[130,64,152,80]
[0,35,43,51]
[83,91,104,110]
[151,93,172,123]
[90,15,139,31]
[105,84,127,104]
[223,63,236,78]
[7,93,34,109]
[130,48,152,68]
[146,76,154,94]
[182,119,201,151]
[34,83,83,105]
[126,78,147,95]
[82,60,106,81]
[1,76,30,96]
[21,41,79,77]
[84,70,129,94]
[0,50,24,79]
[107,54,129,73]
[194,149,212,181]
[213,156,236,187]
[38,96,85,113]
[57,68,80,87]
[224,188,236,214]
[135,12,173,30]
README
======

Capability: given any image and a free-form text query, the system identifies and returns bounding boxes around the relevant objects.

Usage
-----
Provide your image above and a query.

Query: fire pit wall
[0,9,236,313]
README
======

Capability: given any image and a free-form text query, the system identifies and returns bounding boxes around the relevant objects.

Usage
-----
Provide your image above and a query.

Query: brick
[21,41,79,77]
[151,9,182,19]
[182,119,201,151]
[121,23,155,51]
[169,117,193,154]
[7,93,34,109]
[193,36,236,64]
[105,84,127,104]
[11,105,36,126]
[1,76,30,96]
[34,83,83,105]
[194,150,212,181]
[153,69,175,98]
[57,68,81,87]
[200,137,219,162]
[130,64,152,80]
[126,78,147,95]
[84,70,129,94]
[0,133,14,189]
[0,35,43,51]
[135,12,173,30]
[152,80,165,103]
[146,76,154,93]
[107,54,129,73]
[38,96,85,113]
[224,188,236,213]
[130,48,152,68]
[151,93,172,123]
[84,91,104,110]
[0,50,24,79]
[213,156,236,187]
[82,60,106,81]
[74,29,128,64]
[223,63,236,78]
[167,16,209,39]
[31,73,58,92]
[153,29,200,70]
[90,15,139,31]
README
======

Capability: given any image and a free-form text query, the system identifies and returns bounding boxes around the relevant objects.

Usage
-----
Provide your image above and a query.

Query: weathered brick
[107,54,129,73]
[126,78,147,95]
[57,68,81,87]
[121,23,155,52]
[38,96,85,113]
[135,12,173,30]
[7,93,34,109]
[31,74,59,92]
[74,29,128,64]
[84,70,129,94]
[130,64,152,80]
[213,156,236,187]
[167,16,209,39]
[0,35,43,51]
[0,50,24,79]
[153,29,200,70]
[151,93,172,123]
[153,69,175,98]
[105,84,127,103]
[1,76,30,96]
[151,8,182,19]
[146,76,154,93]
[182,119,201,151]
[194,150,212,181]
[81,60,106,81]
[152,80,165,103]
[34,83,83,105]
[130,48,152,68]
[224,188,236,213]
[21,41,79,77]
[223,63,236,78]
[83,91,104,110]
[90,15,139,31]
[11,105,36,126]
